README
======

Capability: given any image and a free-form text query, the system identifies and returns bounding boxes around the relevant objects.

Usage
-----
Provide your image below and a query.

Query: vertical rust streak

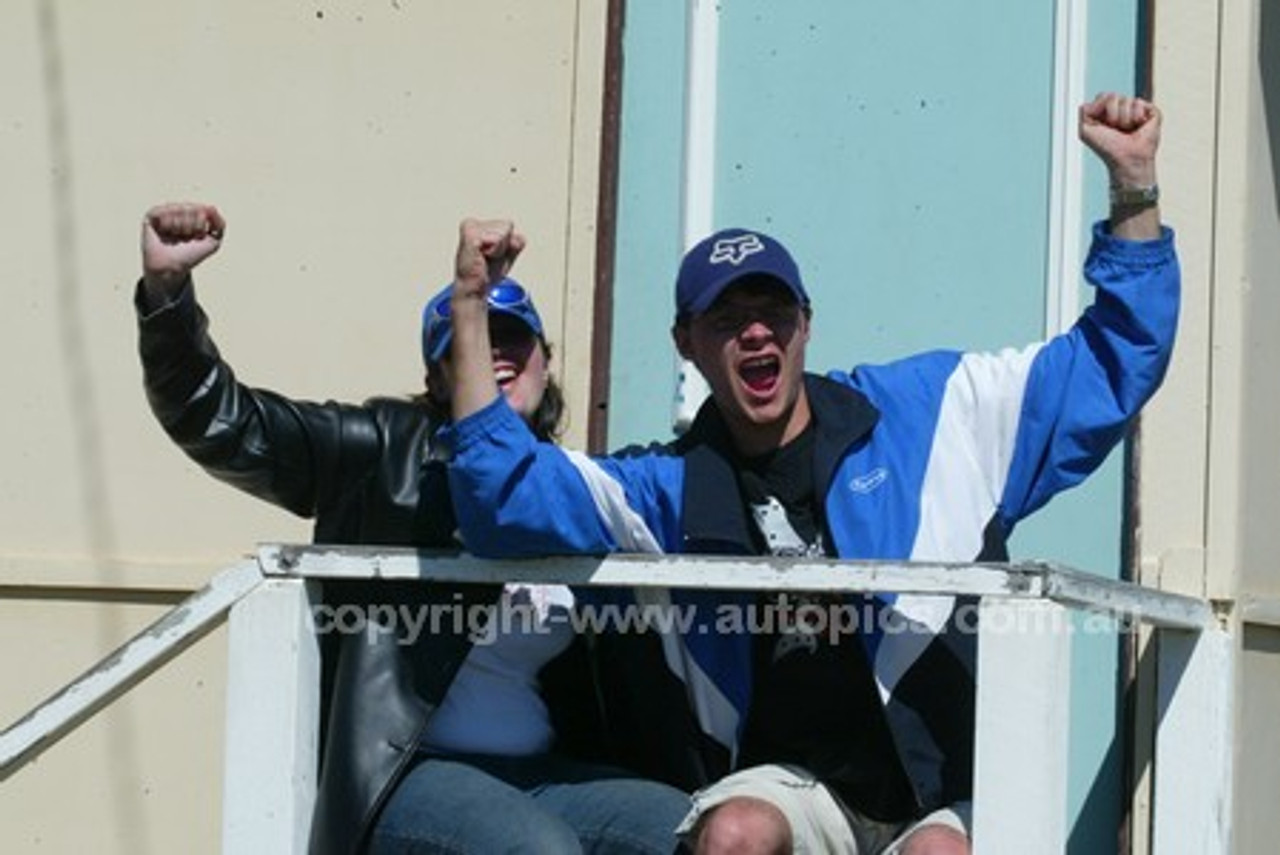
[1139,0,1156,99]
[1120,11,1157,853]
[588,0,626,454]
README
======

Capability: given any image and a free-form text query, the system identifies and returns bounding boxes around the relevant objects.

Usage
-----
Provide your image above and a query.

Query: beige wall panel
[1,2,607,852]
[0,596,226,854]
[559,1,609,443]
[1237,2,1280,599]
[0,2,604,586]
[1141,0,1220,597]
[1145,2,1280,850]
[1201,0,1256,603]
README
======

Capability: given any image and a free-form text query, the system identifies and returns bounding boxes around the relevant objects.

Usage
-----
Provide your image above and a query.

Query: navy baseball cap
[675,227,809,320]
[421,277,545,364]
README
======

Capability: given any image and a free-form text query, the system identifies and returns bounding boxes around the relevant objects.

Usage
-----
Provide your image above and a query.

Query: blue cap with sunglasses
[421,278,545,364]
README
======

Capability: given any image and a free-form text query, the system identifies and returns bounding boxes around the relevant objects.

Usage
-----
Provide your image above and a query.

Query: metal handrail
[260,543,1217,630]
[0,559,261,781]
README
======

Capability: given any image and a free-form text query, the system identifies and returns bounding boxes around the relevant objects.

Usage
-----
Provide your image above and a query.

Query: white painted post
[1044,0,1088,337]
[222,579,322,855]
[672,0,719,433]
[1151,624,1234,855]
[971,599,1073,853]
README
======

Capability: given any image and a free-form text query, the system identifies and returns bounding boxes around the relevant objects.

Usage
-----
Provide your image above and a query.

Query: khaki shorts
[674,764,971,855]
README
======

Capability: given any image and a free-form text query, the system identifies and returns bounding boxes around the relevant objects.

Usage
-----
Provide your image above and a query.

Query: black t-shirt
[732,426,918,822]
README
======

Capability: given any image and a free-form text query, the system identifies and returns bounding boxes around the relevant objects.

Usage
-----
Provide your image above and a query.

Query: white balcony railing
[0,544,1232,854]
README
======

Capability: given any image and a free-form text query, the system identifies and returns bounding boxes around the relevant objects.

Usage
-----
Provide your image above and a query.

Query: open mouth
[738,355,780,395]
[494,364,518,387]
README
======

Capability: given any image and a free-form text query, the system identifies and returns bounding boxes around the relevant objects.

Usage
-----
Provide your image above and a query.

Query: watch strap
[1110,183,1160,207]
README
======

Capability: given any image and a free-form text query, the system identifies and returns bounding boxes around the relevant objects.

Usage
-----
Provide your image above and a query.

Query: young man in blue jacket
[442,92,1178,854]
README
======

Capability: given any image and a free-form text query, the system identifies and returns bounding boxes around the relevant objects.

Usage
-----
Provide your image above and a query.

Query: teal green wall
[609,2,687,439]
[608,3,1144,850]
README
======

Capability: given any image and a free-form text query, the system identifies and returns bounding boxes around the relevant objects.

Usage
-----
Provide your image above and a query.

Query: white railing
[0,544,1232,854]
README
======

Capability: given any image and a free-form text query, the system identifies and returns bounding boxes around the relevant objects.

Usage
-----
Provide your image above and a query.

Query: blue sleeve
[443,396,683,557]
[1000,221,1180,525]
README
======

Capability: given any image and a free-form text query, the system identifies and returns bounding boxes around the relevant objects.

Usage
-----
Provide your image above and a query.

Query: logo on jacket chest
[848,466,888,495]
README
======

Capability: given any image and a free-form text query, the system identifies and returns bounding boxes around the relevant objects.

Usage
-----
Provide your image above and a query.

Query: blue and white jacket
[444,223,1180,813]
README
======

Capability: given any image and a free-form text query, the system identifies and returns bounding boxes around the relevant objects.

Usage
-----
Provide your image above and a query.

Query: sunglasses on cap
[422,278,544,364]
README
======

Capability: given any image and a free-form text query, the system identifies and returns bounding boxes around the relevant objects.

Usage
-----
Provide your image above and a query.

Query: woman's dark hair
[416,338,566,442]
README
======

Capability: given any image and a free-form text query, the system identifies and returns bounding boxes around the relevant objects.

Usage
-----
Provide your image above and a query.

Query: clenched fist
[453,217,526,304]
[1078,92,1161,189]
[141,202,226,302]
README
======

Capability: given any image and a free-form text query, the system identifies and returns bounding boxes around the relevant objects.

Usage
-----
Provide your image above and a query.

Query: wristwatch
[1110,184,1160,208]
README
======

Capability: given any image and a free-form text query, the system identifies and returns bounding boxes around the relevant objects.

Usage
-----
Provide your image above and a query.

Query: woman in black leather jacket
[136,202,688,855]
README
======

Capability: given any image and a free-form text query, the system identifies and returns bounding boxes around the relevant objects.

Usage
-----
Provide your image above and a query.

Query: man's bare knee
[898,824,970,855]
[693,796,791,855]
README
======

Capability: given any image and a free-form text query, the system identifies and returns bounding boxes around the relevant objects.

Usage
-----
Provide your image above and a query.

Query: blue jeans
[367,751,689,854]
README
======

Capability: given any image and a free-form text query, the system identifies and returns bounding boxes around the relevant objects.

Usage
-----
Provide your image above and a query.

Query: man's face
[674,276,812,455]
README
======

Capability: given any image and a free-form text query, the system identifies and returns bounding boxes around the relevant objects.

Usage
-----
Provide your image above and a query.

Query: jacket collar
[677,373,879,552]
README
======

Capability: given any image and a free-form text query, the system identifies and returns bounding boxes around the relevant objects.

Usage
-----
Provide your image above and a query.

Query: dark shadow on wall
[36,1,146,850]
[1070,731,1125,855]
[1066,620,1129,855]
[1263,0,1280,218]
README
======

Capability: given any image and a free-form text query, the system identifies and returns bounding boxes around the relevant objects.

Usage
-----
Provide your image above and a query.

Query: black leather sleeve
[136,277,378,519]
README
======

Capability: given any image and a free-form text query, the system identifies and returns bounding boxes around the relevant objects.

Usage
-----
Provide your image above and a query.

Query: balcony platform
[1,544,1232,854]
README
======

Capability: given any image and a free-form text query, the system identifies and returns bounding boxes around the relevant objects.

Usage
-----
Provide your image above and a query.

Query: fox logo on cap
[708,234,766,266]
[676,227,808,319]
